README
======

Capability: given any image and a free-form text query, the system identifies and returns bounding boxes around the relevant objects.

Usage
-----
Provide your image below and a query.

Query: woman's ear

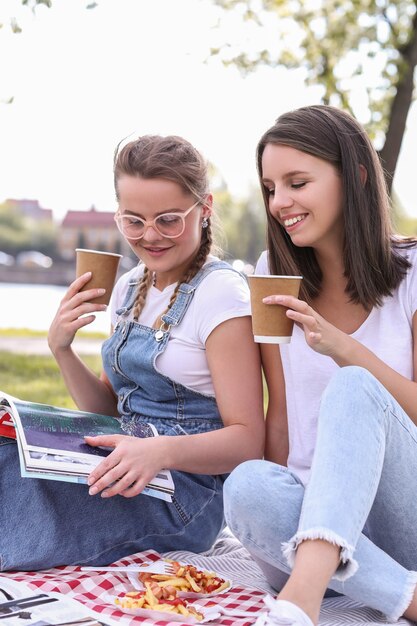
[202,193,213,219]
[359,164,368,186]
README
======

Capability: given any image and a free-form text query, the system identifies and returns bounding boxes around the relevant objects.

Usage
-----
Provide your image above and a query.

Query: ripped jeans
[224,366,417,622]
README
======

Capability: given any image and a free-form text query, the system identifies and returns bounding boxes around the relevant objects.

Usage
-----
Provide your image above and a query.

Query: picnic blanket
[1,528,414,626]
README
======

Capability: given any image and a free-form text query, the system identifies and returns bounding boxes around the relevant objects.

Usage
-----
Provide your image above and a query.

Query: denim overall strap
[160,260,237,328]
[114,267,143,322]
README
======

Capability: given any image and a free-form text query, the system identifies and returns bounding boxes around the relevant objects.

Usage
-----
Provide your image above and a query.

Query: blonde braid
[132,267,154,321]
[153,221,213,329]
[181,221,212,285]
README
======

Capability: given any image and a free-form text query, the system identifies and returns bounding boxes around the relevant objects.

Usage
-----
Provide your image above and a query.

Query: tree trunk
[379,6,417,193]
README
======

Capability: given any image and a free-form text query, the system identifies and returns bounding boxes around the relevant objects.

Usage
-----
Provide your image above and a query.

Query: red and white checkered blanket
[1,530,413,626]
[0,547,265,625]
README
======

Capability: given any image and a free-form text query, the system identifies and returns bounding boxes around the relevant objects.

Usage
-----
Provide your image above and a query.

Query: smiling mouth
[283,214,307,227]
[142,246,171,252]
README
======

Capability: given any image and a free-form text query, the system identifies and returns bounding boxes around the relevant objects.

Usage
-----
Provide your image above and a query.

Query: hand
[85,434,167,498]
[48,273,107,353]
[263,295,349,359]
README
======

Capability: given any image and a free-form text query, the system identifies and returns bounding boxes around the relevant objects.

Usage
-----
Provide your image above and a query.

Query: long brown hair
[114,135,213,321]
[257,105,415,308]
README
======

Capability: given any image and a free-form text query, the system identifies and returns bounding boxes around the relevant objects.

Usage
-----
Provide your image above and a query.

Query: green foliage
[0,202,57,256]
[0,351,102,407]
[211,0,417,145]
[392,192,417,235]
[1,0,52,32]
[21,0,53,8]
[215,187,267,264]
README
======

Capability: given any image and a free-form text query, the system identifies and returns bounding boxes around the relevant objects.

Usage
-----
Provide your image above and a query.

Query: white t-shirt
[256,247,417,485]
[110,256,251,396]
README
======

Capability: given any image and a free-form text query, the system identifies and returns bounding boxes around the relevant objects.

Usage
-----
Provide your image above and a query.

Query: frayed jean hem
[282,527,358,582]
[388,570,417,622]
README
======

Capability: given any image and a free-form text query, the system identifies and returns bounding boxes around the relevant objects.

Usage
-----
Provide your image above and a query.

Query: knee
[224,460,265,531]
[319,366,388,433]
[224,460,303,542]
[326,366,373,392]
[322,366,384,410]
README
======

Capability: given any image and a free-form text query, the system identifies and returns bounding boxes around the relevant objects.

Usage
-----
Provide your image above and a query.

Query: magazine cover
[0,393,175,502]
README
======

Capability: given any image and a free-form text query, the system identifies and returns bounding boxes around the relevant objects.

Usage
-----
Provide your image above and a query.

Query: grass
[0,351,102,408]
[0,327,106,339]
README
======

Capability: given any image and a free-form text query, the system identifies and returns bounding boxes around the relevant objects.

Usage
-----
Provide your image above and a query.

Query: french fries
[115,582,204,620]
[138,561,230,595]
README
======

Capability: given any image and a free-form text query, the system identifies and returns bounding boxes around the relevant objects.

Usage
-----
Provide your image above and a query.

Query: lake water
[0,283,111,333]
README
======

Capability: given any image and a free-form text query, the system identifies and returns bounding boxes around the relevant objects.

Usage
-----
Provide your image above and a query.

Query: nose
[269,187,294,213]
[141,224,162,241]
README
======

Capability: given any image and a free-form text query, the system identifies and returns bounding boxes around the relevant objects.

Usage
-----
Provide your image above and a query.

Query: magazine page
[17,442,174,501]
[12,400,127,460]
[2,392,175,501]
[0,576,118,626]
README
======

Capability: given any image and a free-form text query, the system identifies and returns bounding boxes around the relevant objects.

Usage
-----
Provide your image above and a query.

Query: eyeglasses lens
[118,214,184,239]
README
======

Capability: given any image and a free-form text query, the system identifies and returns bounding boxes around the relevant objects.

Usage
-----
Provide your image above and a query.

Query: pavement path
[0,336,102,355]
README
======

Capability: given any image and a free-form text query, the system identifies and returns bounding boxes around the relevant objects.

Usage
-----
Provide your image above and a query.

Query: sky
[0,0,416,221]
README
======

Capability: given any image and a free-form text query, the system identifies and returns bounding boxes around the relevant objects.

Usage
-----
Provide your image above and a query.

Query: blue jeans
[224,366,417,621]
[0,437,224,570]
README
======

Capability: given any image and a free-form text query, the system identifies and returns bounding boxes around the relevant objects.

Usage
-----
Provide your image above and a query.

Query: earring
[202,217,209,229]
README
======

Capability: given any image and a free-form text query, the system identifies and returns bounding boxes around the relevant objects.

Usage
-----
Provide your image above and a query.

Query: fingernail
[89,486,98,495]
[98,288,106,294]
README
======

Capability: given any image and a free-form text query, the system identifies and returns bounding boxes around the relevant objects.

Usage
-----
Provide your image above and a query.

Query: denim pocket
[170,471,220,526]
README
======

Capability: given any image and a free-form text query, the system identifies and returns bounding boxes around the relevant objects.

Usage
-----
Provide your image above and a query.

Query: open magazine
[0,392,175,502]
[0,576,118,625]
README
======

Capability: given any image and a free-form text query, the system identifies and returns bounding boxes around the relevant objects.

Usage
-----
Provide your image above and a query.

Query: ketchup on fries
[138,561,230,595]
[115,582,204,620]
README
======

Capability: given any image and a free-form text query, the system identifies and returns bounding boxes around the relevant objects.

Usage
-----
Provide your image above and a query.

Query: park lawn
[0,351,102,408]
[0,327,106,339]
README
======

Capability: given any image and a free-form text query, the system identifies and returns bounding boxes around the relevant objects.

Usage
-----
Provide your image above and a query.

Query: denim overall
[0,261,232,571]
[102,260,228,436]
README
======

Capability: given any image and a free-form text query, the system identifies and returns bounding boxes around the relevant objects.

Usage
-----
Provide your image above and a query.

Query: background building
[58,205,129,261]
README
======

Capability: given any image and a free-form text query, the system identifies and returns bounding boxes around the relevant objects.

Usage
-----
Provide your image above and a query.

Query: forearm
[53,347,118,415]
[162,424,264,475]
[265,417,288,465]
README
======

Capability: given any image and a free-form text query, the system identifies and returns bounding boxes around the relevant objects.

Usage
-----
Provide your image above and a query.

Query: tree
[0,202,57,256]
[215,187,267,265]
[1,1,96,34]
[210,0,417,192]
[0,1,52,34]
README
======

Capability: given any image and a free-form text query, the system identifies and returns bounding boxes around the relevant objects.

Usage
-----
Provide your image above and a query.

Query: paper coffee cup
[248,275,302,344]
[75,248,123,305]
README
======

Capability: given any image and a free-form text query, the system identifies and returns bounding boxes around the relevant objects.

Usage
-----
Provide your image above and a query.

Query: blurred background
[1,0,417,334]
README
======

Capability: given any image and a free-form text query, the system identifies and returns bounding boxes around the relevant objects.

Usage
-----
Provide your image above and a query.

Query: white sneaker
[255,596,315,626]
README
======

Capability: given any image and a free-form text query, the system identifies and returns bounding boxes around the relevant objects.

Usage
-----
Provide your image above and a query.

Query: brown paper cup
[248,275,302,344]
[75,249,123,305]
